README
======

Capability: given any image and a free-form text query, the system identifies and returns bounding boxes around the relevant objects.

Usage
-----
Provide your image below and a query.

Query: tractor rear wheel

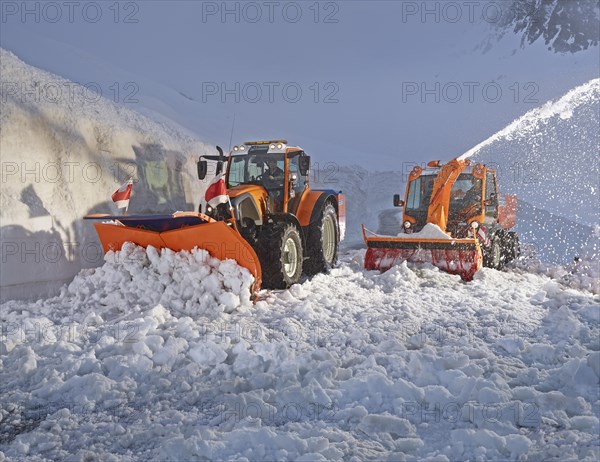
[304,202,339,276]
[501,231,520,264]
[257,222,304,289]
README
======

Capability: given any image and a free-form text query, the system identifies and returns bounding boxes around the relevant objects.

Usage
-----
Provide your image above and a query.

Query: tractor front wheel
[304,202,339,276]
[257,222,304,289]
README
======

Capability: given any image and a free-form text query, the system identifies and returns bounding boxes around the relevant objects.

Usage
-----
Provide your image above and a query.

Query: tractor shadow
[1,143,197,302]
[125,143,194,214]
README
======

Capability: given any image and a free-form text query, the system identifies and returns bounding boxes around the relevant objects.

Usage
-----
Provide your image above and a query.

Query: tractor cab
[226,141,309,214]
[399,162,496,237]
[197,141,313,243]
[227,147,286,212]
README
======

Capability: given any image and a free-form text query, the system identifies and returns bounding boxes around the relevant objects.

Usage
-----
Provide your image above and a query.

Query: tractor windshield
[448,173,482,219]
[227,153,285,189]
[405,175,435,212]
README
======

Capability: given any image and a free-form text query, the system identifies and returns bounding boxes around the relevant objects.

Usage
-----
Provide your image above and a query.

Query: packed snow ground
[1,246,598,461]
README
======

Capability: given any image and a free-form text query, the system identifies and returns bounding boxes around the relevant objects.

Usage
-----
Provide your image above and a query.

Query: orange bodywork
[295,190,326,227]
[498,193,517,229]
[426,159,471,231]
[228,184,269,202]
[228,184,269,216]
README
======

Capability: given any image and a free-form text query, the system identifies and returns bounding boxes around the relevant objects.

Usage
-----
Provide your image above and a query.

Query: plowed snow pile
[1,250,598,461]
[67,243,255,317]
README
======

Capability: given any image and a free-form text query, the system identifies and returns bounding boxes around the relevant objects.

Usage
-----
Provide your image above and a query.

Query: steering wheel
[257,172,279,184]
[451,189,466,200]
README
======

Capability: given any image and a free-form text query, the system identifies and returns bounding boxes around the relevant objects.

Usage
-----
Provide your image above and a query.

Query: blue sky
[2,1,598,169]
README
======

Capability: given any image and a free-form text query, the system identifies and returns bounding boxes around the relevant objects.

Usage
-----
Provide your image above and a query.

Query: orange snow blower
[363,158,519,281]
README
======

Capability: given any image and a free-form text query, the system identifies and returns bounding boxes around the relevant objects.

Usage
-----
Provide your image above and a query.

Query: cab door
[286,154,307,215]
[484,171,499,224]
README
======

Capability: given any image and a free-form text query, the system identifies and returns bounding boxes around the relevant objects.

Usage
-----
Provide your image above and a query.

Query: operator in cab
[265,159,284,181]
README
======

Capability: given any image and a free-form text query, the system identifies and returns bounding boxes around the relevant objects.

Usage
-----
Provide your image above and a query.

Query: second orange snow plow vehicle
[363,158,519,281]
[86,141,345,295]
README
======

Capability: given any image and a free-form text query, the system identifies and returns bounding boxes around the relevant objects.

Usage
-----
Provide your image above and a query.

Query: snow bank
[0,48,213,301]
[1,250,598,461]
[513,243,600,295]
[460,78,599,244]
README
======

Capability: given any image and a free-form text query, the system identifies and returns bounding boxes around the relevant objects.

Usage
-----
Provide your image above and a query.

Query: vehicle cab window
[485,172,497,201]
[288,155,306,196]
[485,172,498,219]
[260,157,285,191]
[255,155,285,212]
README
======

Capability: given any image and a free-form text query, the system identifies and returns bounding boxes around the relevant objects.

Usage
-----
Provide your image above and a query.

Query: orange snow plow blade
[85,213,262,294]
[363,226,482,281]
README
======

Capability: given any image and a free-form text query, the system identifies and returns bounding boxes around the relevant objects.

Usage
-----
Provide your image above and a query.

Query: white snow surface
[1,246,599,461]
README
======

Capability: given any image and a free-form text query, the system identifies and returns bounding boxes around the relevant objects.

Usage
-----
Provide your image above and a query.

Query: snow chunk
[188,341,228,367]
[357,413,416,438]
[397,223,453,240]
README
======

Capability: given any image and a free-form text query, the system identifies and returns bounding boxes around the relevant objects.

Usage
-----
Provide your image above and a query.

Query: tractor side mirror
[393,195,404,207]
[289,173,298,197]
[299,156,311,176]
[197,159,208,180]
[215,160,224,176]
[215,146,225,175]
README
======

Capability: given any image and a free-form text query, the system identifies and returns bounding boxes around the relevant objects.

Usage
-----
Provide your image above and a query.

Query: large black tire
[257,222,303,289]
[304,202,339,276]
[501,231,520,264]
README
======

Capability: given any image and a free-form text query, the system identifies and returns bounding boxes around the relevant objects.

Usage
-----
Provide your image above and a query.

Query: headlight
[206,205,213,213]
[470,221,479,229]
[403,221,412,229]
[269,144,276,150]
[233,145,239,152]
[277,143,283,149]
[239,145,246,151]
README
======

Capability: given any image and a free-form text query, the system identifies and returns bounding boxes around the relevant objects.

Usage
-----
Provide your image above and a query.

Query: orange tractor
[363,158,519,280]
[86,141,345,295]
